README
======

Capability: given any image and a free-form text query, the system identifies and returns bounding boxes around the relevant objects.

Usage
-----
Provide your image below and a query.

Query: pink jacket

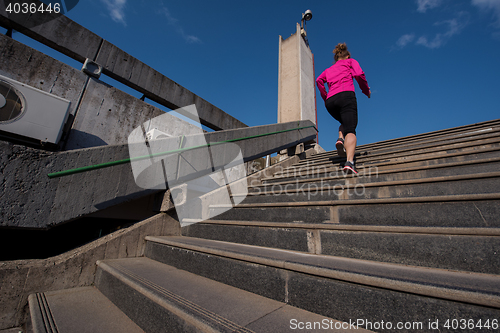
[316,58,370,101]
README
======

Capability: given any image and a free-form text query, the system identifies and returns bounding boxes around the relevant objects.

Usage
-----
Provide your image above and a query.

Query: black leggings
[325,91,358,136]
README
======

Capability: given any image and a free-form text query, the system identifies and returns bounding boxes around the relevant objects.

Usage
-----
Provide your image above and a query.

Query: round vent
[0,80,26,123]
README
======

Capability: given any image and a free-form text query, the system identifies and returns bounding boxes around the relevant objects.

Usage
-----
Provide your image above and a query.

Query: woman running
[316,43,371,174]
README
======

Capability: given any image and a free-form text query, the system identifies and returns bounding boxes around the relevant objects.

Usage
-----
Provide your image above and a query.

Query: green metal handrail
[48,124,317,179]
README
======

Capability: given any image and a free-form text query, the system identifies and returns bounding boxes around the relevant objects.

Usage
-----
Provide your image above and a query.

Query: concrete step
[280,138,500,177]
[310,125,500,163]
[145,236,500,329]
[254,156,500,190]
[364,129,500,158]
[95,257,365,333]
[301,120,500,173]
[295,131,500,164]
[28,287,145,333]
[307,119,500,162]
[274,144,500,177]
[182,221,500,274]
[241,172,500,204]
[265,144,500,184]
[354,119,500,152]
[208,193,500,227]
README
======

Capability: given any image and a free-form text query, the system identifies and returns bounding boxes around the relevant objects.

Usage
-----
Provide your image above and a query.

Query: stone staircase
[29,119,500,332]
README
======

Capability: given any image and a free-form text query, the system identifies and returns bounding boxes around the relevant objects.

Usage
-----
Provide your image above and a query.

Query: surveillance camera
[303,10,312,21]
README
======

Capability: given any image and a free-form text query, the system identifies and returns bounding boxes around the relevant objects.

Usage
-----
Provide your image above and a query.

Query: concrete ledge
[0,140,158,229]
[0,213,180,331]
[198,120,317,164]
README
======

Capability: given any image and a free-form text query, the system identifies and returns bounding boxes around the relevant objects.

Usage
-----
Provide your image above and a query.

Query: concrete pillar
[277,23,317,127]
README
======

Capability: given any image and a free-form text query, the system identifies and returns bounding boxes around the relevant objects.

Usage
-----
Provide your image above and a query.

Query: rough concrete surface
[65,78,165,150]
[0,328,23,333]
[278,23,316,126]
[0,140,158,229]
[30,287,145,333]
[0,213,180,331]
[0,33,87,120]
[0,33,201,151]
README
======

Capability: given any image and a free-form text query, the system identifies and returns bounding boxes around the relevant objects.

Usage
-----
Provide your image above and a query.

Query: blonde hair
[333,43,351,62]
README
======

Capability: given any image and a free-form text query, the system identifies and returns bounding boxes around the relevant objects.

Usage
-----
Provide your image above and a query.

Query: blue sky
[4,0,500,152]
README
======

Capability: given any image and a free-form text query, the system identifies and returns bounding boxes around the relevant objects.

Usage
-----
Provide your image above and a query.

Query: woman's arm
[316,71,328,101]
[351,59,370,97]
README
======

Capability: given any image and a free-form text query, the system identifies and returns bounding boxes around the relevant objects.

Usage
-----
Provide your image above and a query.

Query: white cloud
[160,7,202,44]
[101,0,127,25]
[396,34,416,48]
[416,0,444,13]
[416,12,469,48]
[416,35,443,48]
[161,7,178,25]
[472,0,500,27]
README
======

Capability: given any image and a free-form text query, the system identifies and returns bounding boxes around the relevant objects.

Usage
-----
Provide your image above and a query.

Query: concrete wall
[0,33,87,123]
[299,34,316,125]
[277,23,316,126]
[0,32,202,151]
[66,77,202,150]
[277,29,301,123]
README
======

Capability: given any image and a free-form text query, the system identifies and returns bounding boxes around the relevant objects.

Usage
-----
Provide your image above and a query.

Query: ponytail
[333,43,351,62]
